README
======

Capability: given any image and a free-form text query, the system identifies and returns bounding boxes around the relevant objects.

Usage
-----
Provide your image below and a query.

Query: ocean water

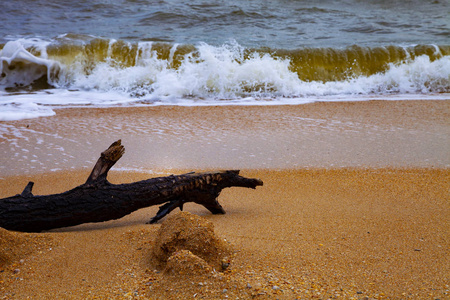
[0,0,449,120]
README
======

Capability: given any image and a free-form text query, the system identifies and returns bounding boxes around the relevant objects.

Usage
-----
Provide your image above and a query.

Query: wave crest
[0,38,449,120]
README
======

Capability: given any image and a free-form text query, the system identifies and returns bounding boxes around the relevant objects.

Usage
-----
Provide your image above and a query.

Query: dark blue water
[1,0,449,48]
[1,0,449,121]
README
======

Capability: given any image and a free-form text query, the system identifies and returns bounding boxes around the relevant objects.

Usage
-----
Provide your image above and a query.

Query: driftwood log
[0,140,263,232]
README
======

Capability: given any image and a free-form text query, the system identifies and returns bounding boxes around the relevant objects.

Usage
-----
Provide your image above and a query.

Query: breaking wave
[1,36,449,120]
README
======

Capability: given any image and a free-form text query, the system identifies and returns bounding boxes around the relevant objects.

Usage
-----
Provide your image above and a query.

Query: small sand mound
[0,227,30,267]
[163,250,213,277]
[152,212,231,271]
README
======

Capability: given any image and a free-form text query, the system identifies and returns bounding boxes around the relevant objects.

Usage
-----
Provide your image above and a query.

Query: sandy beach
[0,101,449,299]
[1,100,449,177]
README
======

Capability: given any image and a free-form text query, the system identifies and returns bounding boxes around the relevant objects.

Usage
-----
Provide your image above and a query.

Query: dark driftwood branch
[0,140,263,232]
[85,140,125,185]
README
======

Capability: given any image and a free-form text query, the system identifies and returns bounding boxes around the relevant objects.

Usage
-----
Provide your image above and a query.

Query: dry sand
[0,169,448,299]
[0,101,449,299]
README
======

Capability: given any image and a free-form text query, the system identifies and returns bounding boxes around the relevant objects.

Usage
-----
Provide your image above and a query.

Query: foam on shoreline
[1,100,448,177]
[1,39,449,121]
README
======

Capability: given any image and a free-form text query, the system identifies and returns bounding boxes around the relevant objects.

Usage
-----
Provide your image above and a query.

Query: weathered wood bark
[0,140,263,232]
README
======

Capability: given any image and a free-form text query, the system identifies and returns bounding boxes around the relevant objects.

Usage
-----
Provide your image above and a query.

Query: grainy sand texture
[0,100,449,299]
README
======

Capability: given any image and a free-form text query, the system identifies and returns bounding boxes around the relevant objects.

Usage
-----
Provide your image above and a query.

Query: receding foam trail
[0,102,55,121]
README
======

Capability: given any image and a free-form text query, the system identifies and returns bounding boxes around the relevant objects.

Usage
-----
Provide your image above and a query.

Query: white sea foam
[0,40,60,89]
[0,102,56,121]
[62,41,450,99]
[1,39,449,121]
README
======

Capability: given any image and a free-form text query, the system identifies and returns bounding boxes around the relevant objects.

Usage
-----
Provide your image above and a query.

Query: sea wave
[1,37,449,120]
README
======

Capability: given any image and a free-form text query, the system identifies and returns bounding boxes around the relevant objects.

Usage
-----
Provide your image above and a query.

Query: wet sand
[0,101,449,299]
[1,100,449,177]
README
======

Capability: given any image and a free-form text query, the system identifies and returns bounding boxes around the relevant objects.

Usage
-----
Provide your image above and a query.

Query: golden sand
[0,100,449,299]
[0,168,448,299]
